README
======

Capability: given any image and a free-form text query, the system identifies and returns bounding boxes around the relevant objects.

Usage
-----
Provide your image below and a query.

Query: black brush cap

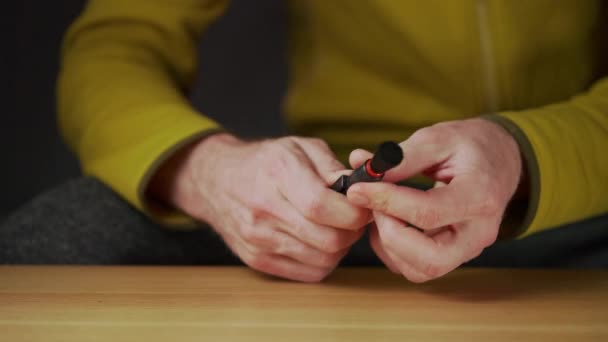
[369,141,403,174]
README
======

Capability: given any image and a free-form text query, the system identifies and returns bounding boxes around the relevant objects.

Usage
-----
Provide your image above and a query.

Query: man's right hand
[149,133,371,282]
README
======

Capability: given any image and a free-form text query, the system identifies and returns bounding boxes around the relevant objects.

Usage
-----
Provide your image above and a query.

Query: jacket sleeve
[58,0,229,226]
[487,77,608,237]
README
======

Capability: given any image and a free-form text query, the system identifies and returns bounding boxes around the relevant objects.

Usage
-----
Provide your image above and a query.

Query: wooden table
[1,266,607,341]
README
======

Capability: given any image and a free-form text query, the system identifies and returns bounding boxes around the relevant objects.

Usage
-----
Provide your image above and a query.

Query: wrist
[480,114,536,239]
[479,116,526,199]
[146,133,241,214]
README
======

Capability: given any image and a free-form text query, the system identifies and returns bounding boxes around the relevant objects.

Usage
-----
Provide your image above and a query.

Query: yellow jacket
[58,0,608,236]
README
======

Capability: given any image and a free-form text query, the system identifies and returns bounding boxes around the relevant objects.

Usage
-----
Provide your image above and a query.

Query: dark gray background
[1,0,287,218]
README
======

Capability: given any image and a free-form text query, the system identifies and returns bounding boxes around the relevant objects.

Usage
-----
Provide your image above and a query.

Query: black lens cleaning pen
[330,141,403,194]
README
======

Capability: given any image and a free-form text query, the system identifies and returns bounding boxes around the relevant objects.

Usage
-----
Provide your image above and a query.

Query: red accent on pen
[365,159,384,178]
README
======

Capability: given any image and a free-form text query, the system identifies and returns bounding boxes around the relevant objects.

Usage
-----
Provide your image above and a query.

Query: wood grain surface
[1,266,607,341]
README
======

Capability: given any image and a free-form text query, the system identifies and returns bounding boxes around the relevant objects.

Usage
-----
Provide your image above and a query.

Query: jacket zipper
[475,0,499,113]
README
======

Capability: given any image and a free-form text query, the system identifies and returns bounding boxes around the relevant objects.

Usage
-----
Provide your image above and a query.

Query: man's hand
[150,133,371,282]
[346,118,523,283]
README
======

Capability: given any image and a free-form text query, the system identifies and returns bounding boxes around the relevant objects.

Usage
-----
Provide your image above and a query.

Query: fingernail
[348,192,370,207]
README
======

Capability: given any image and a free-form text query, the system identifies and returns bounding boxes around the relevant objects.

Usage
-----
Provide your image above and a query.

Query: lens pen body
[330,160,383,194]
[330,141,403,194]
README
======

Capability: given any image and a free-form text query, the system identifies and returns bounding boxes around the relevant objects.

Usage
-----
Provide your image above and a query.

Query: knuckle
[409,127,433,142]
[240,225,265,245]
[252,197,273,214]
[240,225,256,242]
[278,136,299,149]
[370,192,391,212]
[471,182,502,215]
[243,203,270,227]
[320,231,347,253]
[480,229,498,248]
[378,223,399,247]
[266,139,306,173]
[405,273,432,284]
[307,137,330,150]
[306,269,332,283]
[466,248,485,262]
[483,195,502,216]
[353,210,373,229]
[302,194,326,220]
[411,124,446,144]
[267,153,291,179]
[273,234,290,255]
[245,252,269,272]
[418,251,451,280]
[433,121,461,136]
[420,259,447,280]
[413,206,441,229]
[377,221,403,251]
[317,252,340,268]
[289,219,306,239]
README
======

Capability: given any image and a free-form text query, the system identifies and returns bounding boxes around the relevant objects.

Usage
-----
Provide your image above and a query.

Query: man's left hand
[346,118,523,282]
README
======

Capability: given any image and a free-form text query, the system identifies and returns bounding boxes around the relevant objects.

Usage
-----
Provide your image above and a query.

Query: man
[2,1,607,282]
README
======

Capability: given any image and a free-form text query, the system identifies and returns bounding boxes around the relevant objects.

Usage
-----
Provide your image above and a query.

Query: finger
[424,225,458,247]
[368,223,400,274]
[292,139,373,228]
[327,169,353,188]
[349,148,373,169]
[271,227,350,268]
[433,180,448,188]
[347,178,478,230]
[381,243,434,283]
[291,137,345,185]
[370,216,435,282]
[464,216,501,258]
[374,211,468,281]
[230,231,331,283]
[382,133,454,183]
[288,138,373,228]
[271,197,365,253]
[238,222,348,268]
[422,178,452,236]
[277,158,371,229]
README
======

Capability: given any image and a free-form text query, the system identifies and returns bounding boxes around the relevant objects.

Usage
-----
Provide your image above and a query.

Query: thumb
[382,132,453,183]
[349,148,373,169]
[326,148,371,189]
